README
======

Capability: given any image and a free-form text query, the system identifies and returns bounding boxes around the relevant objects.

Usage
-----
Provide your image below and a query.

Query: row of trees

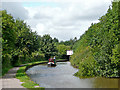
[60,37,77,47]
[1,10,77,75]
[70,2,120,77]
[2,10,44,75]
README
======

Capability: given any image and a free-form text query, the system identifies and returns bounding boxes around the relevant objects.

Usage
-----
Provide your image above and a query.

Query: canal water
[26,62,119,88]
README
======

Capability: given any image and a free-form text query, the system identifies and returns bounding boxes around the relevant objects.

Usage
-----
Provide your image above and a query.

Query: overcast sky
[1,0,112,41]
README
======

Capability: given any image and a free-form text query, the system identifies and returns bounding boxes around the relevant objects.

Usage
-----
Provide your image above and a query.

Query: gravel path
[0,67,27,89]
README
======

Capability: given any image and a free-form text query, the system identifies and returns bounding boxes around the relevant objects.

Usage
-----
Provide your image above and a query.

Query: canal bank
[1,61,48,89]
[16,61,48,89]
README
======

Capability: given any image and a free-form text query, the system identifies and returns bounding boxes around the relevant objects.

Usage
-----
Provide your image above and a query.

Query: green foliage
[31,51,45,61]
[110,44,120,77]
[2,10,16,54]
[60,37,77,48]
[2,54,13,75]
[56,44,70,59]
[71,2,120,78]
[2,10,70,76]
[1,10,46,75]
[39,34,58,59]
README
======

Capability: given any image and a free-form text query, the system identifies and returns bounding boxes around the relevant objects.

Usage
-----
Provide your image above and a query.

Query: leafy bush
[32,51,45,61]
[71,2,120,78]
[56,44,70,59]
[2,54,13,75]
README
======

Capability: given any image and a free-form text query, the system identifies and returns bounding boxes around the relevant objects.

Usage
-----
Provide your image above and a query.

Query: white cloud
[1,0,113,3]
[32,23,46,36]
[2,0,112,41]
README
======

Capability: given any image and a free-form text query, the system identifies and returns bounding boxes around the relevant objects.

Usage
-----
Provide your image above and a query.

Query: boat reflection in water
[48,62,56,67]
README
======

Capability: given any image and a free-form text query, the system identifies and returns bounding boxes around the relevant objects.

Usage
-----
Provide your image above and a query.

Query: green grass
[56,59,67,61]
[2,65,13,76]
[16,61,47,89]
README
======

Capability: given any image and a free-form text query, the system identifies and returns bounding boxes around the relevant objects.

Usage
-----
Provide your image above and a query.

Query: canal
[26,62,119,88]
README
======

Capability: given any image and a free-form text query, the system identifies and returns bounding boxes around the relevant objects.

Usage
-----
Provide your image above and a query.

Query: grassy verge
[56,59,67,61]
[56,59,68,62]
[16,61,47,89]
[2,65,13,76]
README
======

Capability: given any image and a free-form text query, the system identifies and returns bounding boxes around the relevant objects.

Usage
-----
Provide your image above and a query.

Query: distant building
[67,50,73,56]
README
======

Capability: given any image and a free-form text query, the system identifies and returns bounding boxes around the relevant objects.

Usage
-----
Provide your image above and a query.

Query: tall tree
[40,34,57,59]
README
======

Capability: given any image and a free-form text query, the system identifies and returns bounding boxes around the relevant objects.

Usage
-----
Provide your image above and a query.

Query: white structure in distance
[67,50,73,55]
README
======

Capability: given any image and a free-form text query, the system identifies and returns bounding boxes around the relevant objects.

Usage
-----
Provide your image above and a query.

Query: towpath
[0,67,27,89]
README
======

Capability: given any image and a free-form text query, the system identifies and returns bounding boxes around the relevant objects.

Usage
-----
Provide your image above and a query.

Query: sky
[1,0,112,41]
